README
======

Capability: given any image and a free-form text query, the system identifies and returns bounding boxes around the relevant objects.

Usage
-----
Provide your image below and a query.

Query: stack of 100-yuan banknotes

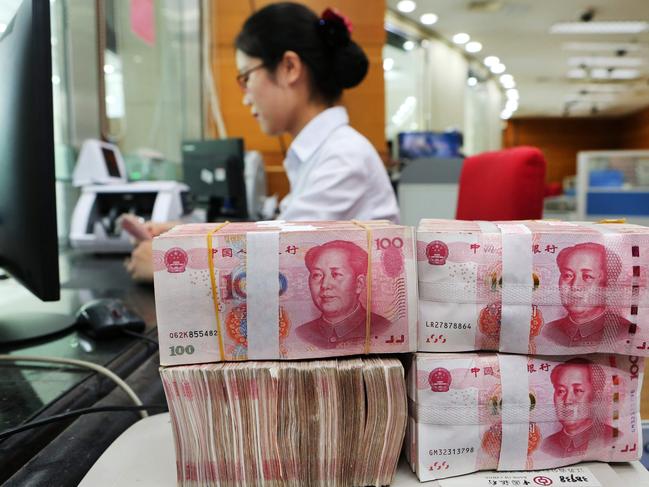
[154,220,415,486]
[409,219,647,481]
[151,219,648,485]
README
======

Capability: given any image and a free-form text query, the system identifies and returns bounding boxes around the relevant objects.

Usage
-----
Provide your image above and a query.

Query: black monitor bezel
[0,0,59,301]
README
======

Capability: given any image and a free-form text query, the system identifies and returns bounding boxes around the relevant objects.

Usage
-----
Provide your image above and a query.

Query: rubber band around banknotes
[207,221,230,361]
[352,220,373,354]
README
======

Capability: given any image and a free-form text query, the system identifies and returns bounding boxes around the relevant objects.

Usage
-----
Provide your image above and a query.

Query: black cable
[0,405,167,441]
[121,329,158,346]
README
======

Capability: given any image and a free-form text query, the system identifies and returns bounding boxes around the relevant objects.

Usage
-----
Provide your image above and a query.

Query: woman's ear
[278,50,304,86]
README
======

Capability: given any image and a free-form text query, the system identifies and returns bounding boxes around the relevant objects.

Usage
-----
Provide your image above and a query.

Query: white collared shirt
[278,106,400,223]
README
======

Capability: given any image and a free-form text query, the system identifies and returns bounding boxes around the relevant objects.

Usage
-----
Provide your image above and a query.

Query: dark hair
[235,2,369,104]
[550,358,606,396]
[556,242,621,284]
[304,240,368,278]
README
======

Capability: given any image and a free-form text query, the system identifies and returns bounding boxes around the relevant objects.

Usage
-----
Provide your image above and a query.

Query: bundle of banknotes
[153,220,417,365]
[418,219,648,355]
[406,352,644,481]
[160,357,407,487]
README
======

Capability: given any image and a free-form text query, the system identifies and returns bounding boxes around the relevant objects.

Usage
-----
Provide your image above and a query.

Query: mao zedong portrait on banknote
[542,243,633,347]
[541,358,617,458]
[296,240,391,348]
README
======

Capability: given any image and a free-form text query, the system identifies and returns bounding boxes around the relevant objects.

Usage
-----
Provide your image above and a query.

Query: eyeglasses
[236,63,266,90]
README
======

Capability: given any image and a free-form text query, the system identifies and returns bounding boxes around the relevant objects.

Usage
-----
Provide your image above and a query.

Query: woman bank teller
[126,2,399,281]
[235,2,398,222]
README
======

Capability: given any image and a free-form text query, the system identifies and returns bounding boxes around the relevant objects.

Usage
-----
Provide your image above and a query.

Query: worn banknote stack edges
[417,219,649,356]
[161,357,407,487]
[153,220,417,365]
[405,352,644,481]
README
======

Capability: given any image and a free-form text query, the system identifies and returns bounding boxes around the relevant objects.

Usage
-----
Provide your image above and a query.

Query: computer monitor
[398,131,463,160]
[0,0,71,342]
[181,138,248,221]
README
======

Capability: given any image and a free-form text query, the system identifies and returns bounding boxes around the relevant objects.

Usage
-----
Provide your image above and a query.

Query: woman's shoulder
[321,124,381,162]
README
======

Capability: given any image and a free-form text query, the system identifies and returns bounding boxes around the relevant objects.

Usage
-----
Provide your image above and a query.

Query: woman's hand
[125,240,154,283]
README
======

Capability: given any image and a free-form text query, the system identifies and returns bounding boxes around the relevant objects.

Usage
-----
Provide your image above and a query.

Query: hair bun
[331,41,369,89]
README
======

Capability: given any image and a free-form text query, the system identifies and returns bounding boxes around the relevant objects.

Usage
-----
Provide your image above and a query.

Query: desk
[397,157,464,226]
[0,251,167,486]
[80,413,649,486]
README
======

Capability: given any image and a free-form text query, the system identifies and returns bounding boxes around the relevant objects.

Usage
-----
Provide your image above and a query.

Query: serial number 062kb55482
[168,329,218,340]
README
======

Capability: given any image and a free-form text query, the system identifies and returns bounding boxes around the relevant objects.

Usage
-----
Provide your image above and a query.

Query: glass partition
[97,0,202,177]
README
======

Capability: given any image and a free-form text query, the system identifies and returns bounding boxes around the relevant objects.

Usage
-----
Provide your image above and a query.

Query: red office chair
[455,146,547,220]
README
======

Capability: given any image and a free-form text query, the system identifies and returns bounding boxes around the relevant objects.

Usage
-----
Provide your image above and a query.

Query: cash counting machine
[69,140,190,253]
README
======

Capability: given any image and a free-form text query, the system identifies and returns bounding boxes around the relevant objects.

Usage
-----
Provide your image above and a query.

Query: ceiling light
[383,58,394,71]
[568,68,587,78]
[568,56,643,67]
[467,77,478,87]
[465,41,482,53]
[562,42,642,52]
[506,89,519,100]
[500,110,512,120]
[593,68,640,79]
[577,84,627,93]
[420,13,438,25]
[0,23,6,33]
[499,74,514,84]
[103,64,115,74]
[483,56,500,67]
[397,0,416,13]
[490,63,506,74]
[452,33,470,45]
[403,40,415,51]
[505,99,519,111]
[51,75,61,85]
[550,21,648,35]
[567,68,641,80]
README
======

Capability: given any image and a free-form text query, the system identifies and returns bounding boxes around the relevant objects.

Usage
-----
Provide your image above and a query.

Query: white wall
[424,38,467,133]
[464,78,503,155]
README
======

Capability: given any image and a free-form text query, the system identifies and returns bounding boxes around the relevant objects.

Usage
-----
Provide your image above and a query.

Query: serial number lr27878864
[424,321,472,330]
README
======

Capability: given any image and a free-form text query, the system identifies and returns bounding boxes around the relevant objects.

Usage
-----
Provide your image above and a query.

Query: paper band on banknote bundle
[207,221,230,361]
[497,224,533,353]
[476,221,500,235]
[352,220,374,354]
[208,223,283,360]
[246,231,280,360]
[497,354,531,471]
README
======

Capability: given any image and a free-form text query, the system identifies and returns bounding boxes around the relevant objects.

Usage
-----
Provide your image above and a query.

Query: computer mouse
[75,298,146,340]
